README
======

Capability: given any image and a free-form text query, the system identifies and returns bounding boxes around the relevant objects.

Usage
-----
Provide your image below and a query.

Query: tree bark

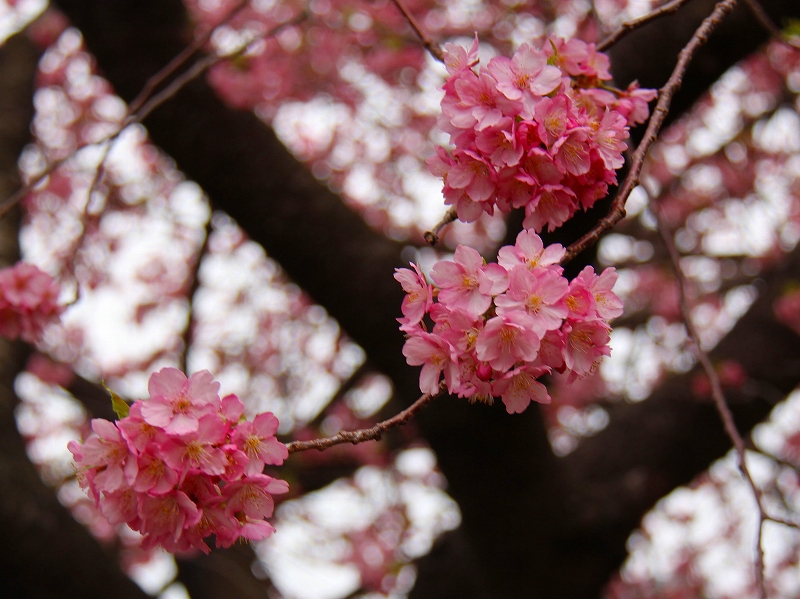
[0,32,150,599]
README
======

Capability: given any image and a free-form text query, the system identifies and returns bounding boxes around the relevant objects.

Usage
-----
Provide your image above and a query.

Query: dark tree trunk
[0,33,150,599]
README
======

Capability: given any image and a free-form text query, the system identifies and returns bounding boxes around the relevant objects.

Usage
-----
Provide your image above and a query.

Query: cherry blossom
[69,367,289,553]
[0,262,64,343]
[397,231,620,414]
[430,37,655,232]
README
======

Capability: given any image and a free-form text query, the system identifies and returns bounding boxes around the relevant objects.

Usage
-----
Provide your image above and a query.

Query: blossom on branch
[429,36,656,231]
[0,262,64,343]
[69,368,289,554]
[397,231,620,413]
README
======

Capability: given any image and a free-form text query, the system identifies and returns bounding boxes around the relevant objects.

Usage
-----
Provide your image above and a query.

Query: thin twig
[654,201,768,598]
[0,11,308,221]
[127,0,251,114]
[563,0,740,264]
[389,0,444,63]
[286,390,438,453]
[127,12,308,127]
[178,218,212,373]
[597,0,695,52]
[60,139,114,304]
[424,207,458,246]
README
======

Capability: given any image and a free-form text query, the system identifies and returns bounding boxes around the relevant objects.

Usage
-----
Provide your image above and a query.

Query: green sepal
[783,18,800,40]
[102,380,129,419]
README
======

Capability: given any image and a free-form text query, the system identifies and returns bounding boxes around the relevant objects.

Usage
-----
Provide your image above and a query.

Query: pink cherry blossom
[563,319,612,378]
[495,267,569,336]
[394,263,432,330]
[231,412,289,476]
[70,368,289,553]
[476,312,541,372]
[402,330,460,395]
[428,38,654,235]
[431,245,498,318]
[492,367,551,414]
[498,230,565,272]
[0,262,64,343]
[397,235,620,411]
[576,266,624,320]
[140,368,220,435]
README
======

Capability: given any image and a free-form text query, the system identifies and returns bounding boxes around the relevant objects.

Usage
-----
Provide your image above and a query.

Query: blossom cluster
[395,231,622,414]
[68,368,289,553]
[428,36,656,231]
[0,262,63,343]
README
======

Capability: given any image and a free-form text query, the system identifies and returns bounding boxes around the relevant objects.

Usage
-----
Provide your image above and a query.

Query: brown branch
[654,201,770,598]
[563,0,740,264]
[424,206,457,246]
[60,139,112,303]
[127,0,251,114]
[597,0,696,52]
[0,10,308,221]
[286,390,438,453]
[389,0,444,63]
[178,217,211,373]
[131,12,308,125]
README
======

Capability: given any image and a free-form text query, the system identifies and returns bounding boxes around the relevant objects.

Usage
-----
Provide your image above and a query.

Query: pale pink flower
[161,414,228,479]
[475,118,523,167]
[402,330,459,395]
[100,487,140,527]
[592,111,628,170]
[452,70,514,131]
[138,491,201,548]
[536,328,566,371]
[118,402,162,453]
[546,37,611,80]
[447,150,497,203]
[431,245,498,318]
[491,367,551,413]
[231,412,289,476]
[131,445,179,495]
[523,185,578,232]
[487,43,562,102]
[434,307,483,354]
[497,230,565,272]
[216,517,276,547]
[535,95,572,147]
[562,319,611,378]
[495,267,569,336]
[180,502,233,554]
[219,393,245,424]
[0,262,63,343]
[518,148,563,188]
[565,275,598,320]
[70,368,289,554]
[394,263,432,330]
[223,474,289,520]
[69,418,132,496]
[220,444,250,482]
[443,185,487,223]
[140,368,220,435]
[552,128,592,176]
[616,82,657,125]
[576,266,624,320]
[475,311,541,371]
[429,37,653,232]
[443,34,479,76]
